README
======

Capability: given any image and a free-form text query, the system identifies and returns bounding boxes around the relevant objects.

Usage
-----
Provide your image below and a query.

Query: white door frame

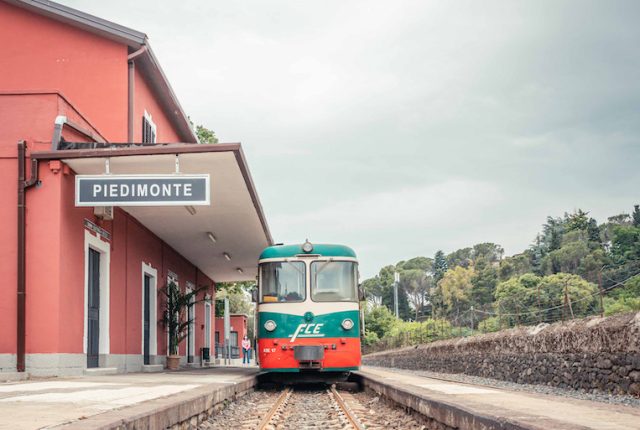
[141,263,158,360]
[186,282,196,361]
[83,230,110,359]
[204,296,212,349]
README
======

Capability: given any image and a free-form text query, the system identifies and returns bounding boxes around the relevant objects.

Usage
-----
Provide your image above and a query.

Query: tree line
[362,205,640,345]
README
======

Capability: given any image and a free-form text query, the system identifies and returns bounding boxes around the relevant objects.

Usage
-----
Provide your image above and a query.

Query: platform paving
[0,366,259,430]
[358,366,640,430]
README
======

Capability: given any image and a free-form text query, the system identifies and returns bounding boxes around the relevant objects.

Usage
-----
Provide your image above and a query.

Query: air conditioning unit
[94,206,114,220]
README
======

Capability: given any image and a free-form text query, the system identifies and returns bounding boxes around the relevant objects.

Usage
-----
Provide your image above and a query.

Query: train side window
[260,261,306,303]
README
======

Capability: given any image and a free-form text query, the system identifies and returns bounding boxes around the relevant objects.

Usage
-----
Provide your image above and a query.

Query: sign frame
[75,174,211,207]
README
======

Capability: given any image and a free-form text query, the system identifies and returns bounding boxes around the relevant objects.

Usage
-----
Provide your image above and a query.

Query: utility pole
[393,272,400,318]
[537,284,542,323]
[224,297,230,365]
[598,270,604,317]
[470,306,474,332]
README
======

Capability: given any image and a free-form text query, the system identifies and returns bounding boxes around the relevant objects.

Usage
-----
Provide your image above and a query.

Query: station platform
[0,366,259,430]
[358,366,640,430]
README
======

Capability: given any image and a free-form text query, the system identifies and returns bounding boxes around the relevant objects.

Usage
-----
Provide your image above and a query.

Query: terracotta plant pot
[166,355,181,370]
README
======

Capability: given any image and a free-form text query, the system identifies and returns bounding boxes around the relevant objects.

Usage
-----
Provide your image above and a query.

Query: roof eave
[4,0,146,48]
[138,46,198,143]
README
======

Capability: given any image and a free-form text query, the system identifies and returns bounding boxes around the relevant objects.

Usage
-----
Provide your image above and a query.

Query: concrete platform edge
[356,371,532,430]
[56,374,258,430]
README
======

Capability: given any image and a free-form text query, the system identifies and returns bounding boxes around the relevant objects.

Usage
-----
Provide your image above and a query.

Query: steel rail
[258,387,292,430]
[330,387,366,430]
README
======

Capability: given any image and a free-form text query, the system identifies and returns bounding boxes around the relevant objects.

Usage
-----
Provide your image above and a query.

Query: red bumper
[258,337,361,370]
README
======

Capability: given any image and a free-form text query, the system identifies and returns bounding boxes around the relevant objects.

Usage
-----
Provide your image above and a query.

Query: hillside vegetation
[362,205,640,348]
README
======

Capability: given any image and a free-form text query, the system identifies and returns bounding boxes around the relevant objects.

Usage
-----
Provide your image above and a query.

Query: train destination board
[75,174,210,206]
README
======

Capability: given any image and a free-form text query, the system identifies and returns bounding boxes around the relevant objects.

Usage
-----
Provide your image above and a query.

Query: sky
[59,0,640,278]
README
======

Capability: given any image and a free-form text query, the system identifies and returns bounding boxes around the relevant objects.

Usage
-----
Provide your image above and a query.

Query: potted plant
[160,280,208,370]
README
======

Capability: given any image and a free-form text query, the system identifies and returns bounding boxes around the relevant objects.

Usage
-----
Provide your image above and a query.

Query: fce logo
[290,323,325,342]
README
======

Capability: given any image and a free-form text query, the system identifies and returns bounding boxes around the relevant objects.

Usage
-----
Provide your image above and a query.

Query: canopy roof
[33,143,272,282]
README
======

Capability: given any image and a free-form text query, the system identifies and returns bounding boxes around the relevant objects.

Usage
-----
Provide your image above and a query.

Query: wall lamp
[236,268,243,274]
[207,232,217,244]
[185,205,197,216]
[223,252,231,261]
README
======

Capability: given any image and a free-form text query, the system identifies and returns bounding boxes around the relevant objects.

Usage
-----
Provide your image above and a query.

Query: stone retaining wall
[363,312,640,395]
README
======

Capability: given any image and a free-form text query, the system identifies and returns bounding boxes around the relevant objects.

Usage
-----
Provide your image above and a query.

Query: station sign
[75,174,210,207]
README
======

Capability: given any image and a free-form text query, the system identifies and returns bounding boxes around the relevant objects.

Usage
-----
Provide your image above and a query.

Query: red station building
[214,314,249,359]
[0,0,272,377]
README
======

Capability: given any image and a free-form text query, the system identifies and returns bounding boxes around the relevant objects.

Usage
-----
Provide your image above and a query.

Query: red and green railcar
[256,241,362,381]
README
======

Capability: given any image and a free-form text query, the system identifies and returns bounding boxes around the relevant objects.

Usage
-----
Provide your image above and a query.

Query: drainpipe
[17,141,39,372]
[128,45,147,142]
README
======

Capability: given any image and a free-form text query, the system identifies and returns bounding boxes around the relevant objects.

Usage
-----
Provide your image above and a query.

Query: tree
[364,305,398,339]
[587,218,601,246]
[633,205,640,228]
[499,253,532,281]
[195,124,219,144]
[607,213,631,226]
[565,209,590,232]
[433,250,448,283]
[214,282,254,315]
[401,269,434,320]
[538,273,598,318]
[361,277,384,306]
[542,216,564,252]
[382,282,412,320]
[398,256,433,272]
[472,243,504,264]
[495,274,541,325]
[375,265,411,320]
[471,263,498,308]
[446,248,473,269]
[438,266,474,316]
[610,225,640,263]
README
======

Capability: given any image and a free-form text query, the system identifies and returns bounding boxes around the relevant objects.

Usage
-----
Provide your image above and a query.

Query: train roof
[259,243,357,260]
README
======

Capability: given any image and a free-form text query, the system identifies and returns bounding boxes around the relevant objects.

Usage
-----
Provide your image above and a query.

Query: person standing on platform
[241,335,251,366]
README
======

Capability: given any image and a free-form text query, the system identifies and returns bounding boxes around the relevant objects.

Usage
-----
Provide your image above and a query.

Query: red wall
[0,1,187,144]
[0,93,99,355]
[0,2,127,142]
[215,315,248,356]
[0,2,207,367]
[133,68,182,143]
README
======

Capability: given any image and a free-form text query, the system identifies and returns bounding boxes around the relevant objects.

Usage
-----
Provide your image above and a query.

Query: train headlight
[341,318,354,330]
[264,320,277,332]
[302,240,313,253]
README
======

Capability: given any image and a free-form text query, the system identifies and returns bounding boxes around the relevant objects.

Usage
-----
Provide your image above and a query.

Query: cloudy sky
[60,0,640,277]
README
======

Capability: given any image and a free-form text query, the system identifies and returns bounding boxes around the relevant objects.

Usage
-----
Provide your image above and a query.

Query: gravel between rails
[368,366,640,408]
[198,387,430,429]
[200,389,284,429]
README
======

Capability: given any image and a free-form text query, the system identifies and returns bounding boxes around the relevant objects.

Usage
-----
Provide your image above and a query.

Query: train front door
[87,248,100,368]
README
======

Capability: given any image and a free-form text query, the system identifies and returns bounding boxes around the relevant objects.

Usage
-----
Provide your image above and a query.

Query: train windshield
[311,261,358,302]
[260,261,306,302]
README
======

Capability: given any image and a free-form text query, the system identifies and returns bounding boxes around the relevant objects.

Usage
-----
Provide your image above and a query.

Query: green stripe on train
[258,310,360,339]
[259,243,357,259]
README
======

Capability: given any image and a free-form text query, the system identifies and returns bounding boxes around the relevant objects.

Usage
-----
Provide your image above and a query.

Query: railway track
[258,386,366,430]
[202,385,427,429]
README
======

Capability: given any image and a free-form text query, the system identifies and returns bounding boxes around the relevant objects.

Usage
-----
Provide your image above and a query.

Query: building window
[142,111,157,144]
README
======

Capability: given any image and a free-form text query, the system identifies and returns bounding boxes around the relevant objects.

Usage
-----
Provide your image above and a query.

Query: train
[254,241,362,382]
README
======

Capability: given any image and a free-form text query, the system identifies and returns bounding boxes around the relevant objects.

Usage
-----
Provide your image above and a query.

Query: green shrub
[604,296,640,316]
[478,316,501,333]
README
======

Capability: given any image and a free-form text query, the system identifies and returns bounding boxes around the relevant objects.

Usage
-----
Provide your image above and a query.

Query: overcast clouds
[59,0,640,277]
